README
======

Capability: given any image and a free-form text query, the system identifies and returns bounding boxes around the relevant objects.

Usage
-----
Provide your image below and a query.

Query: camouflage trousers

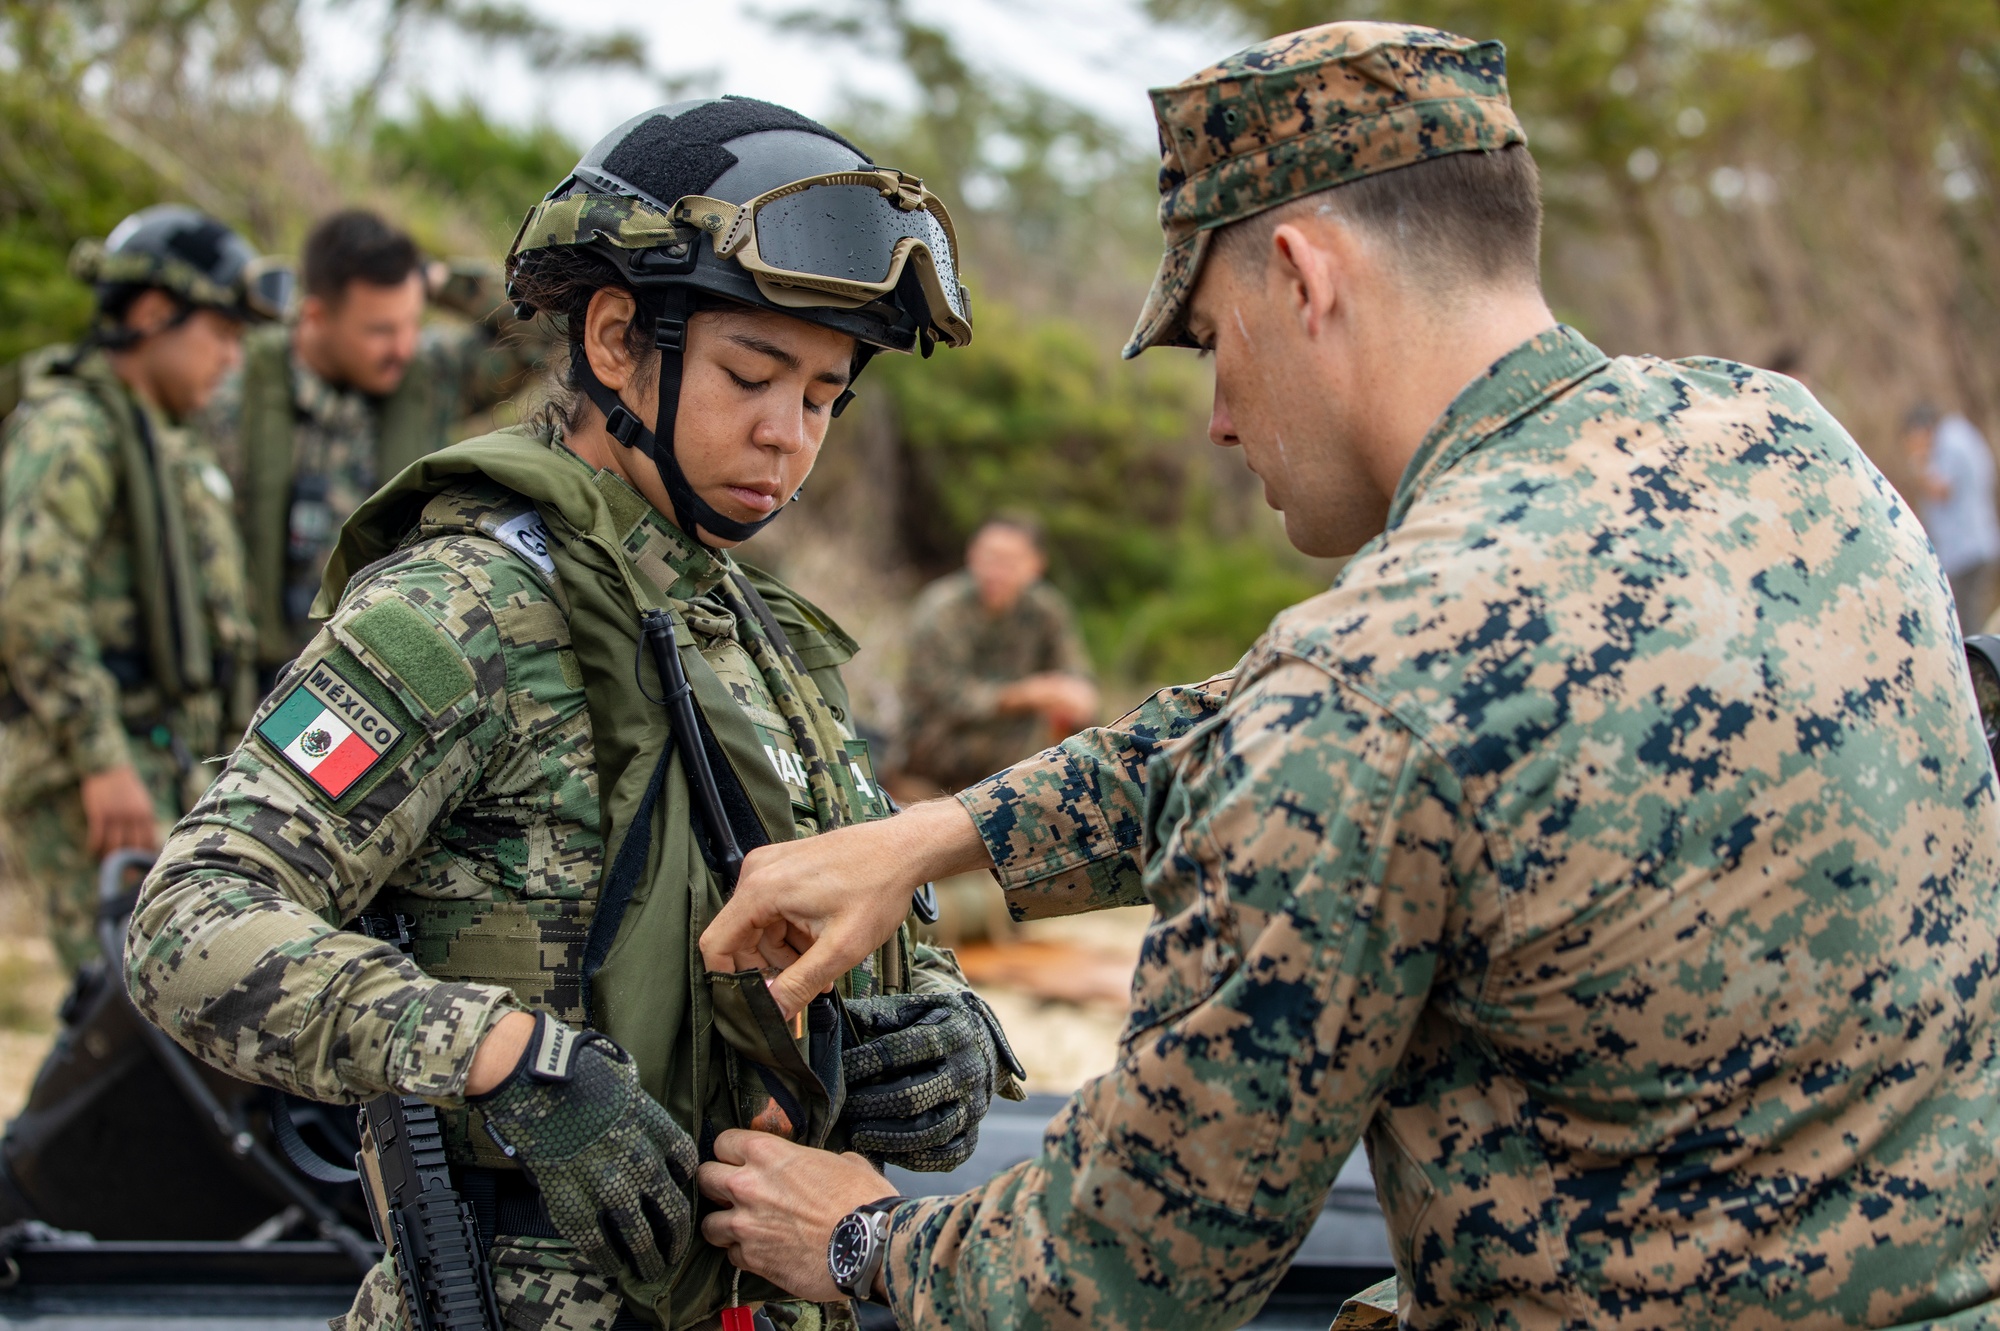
[333,1237,858,1331]
[0,744,184,973]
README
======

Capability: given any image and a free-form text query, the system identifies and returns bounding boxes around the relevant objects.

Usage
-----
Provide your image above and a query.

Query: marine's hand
[80,763,160,858]
[842,991,1027,1171]
[701,799,992,1018]
[698,1129,895,1303]
[474,1014,698,1289]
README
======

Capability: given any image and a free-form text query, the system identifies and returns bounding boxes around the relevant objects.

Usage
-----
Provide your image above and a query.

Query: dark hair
[1904,403,1942,435]
[505,246,657,431]
[302,209,422,303]
[974,513,1046,554]
[1215,143,1543,294]
[96,283,167,326]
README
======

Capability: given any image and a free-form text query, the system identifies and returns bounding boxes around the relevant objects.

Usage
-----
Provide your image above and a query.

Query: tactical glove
[474,1013,699,1287]
[841,991,1026,1171]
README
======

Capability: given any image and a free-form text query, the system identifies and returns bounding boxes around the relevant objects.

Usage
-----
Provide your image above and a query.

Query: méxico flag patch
[257,659,406,799]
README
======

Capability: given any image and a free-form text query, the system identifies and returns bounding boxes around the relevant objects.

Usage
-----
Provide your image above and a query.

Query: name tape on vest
[256,660,407,799]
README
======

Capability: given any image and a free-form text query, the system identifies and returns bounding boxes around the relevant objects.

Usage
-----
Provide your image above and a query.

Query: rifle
[351,914,502,1331]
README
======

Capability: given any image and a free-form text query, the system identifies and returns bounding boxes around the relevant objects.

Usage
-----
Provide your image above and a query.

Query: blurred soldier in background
[0,206,284,971]
[899,516,1097,944]
[1902,403,2000,632]
[900,516,1097,795]
[199,208,544,691]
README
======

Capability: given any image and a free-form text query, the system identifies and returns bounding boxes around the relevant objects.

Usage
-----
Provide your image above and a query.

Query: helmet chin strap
[570,288,785,547]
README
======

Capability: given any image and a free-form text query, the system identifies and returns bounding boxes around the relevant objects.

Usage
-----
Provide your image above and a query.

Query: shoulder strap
[64,358,207,701]
[240,328,296,668]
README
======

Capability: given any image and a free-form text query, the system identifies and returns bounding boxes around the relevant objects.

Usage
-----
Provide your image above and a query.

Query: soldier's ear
[582,287,642,393]
[123,287,179,337]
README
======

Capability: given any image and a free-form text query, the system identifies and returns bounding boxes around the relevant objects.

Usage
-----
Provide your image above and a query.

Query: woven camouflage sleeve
[125,538,534,1103]
[0,389,136,776]
[954,673,1234,918]
[889,655,1449,1329]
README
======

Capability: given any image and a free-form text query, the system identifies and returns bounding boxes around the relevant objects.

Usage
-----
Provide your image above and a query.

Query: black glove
[841,991,1026,1171]
[474,1013,699,1287]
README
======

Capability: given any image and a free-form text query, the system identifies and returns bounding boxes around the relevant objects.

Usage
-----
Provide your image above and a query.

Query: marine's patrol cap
[1125,21,1526,358]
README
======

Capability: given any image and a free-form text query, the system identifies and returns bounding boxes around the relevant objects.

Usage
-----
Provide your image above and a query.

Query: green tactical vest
[240,326,440,667]
[321,427,907,1328]
[4,346,215,709]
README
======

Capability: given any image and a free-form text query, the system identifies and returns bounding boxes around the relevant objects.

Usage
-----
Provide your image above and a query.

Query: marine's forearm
[882,1096,1316,1331]
[956,674,1233,918]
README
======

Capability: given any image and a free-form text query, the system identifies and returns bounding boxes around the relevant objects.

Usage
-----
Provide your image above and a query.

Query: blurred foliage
[340,0,648,125]
[874,305,1193,603]
[371,99,578,245]
[1147,1,2000,463]
[0,83,173,362]
[786,0,1321,681]
[22,0,2000,690]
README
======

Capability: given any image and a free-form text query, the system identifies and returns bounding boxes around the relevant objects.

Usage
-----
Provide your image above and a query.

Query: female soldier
[126,98,1019,1331]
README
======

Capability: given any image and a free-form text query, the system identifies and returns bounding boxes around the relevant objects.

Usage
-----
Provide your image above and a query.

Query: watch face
[828,1214,870,1288]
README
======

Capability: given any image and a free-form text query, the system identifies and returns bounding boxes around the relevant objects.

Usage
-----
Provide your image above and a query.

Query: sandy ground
[0,864,64,1124]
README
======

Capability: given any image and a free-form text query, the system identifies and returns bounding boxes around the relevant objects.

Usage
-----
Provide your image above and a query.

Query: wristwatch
[827,1196,905,1302]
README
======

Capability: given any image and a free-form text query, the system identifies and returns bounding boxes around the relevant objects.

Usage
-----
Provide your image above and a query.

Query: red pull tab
[721,1306,756,1331]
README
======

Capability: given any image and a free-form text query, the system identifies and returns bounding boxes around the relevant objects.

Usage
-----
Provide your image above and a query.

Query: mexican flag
[258,685,386,798]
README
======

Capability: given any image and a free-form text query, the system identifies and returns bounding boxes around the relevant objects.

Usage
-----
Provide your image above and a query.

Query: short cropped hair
[974,513,1047,555]
[302,209,422,303]
[1214,142,1543,295]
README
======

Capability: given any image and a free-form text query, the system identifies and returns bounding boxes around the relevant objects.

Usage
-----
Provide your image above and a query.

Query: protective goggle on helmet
[505,96,974,545]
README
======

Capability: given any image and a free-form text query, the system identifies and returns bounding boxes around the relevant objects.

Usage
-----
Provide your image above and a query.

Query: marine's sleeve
[124,542,528,1104]
[954,672,1234,917]
[0,391,134,776]
[886,658,1464,1331]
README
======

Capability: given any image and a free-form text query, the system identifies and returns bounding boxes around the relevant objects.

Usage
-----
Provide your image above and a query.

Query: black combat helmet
[70,205,293,342]
[506,96,972,544]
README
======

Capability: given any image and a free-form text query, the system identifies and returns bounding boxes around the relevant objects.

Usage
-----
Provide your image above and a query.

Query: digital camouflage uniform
[872,23,2000,1331]
[900,571,1092,794]
[0,348,254,970]
[128,426,970,1331]
[197,262,543,676]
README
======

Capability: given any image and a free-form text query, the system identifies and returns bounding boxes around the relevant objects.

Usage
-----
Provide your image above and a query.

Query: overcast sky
[302,0,1243,153]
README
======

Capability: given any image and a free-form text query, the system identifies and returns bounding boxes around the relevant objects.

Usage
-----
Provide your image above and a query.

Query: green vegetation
[0,88,173,363]
[371,99,580,246]
[8,0,2000,690]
